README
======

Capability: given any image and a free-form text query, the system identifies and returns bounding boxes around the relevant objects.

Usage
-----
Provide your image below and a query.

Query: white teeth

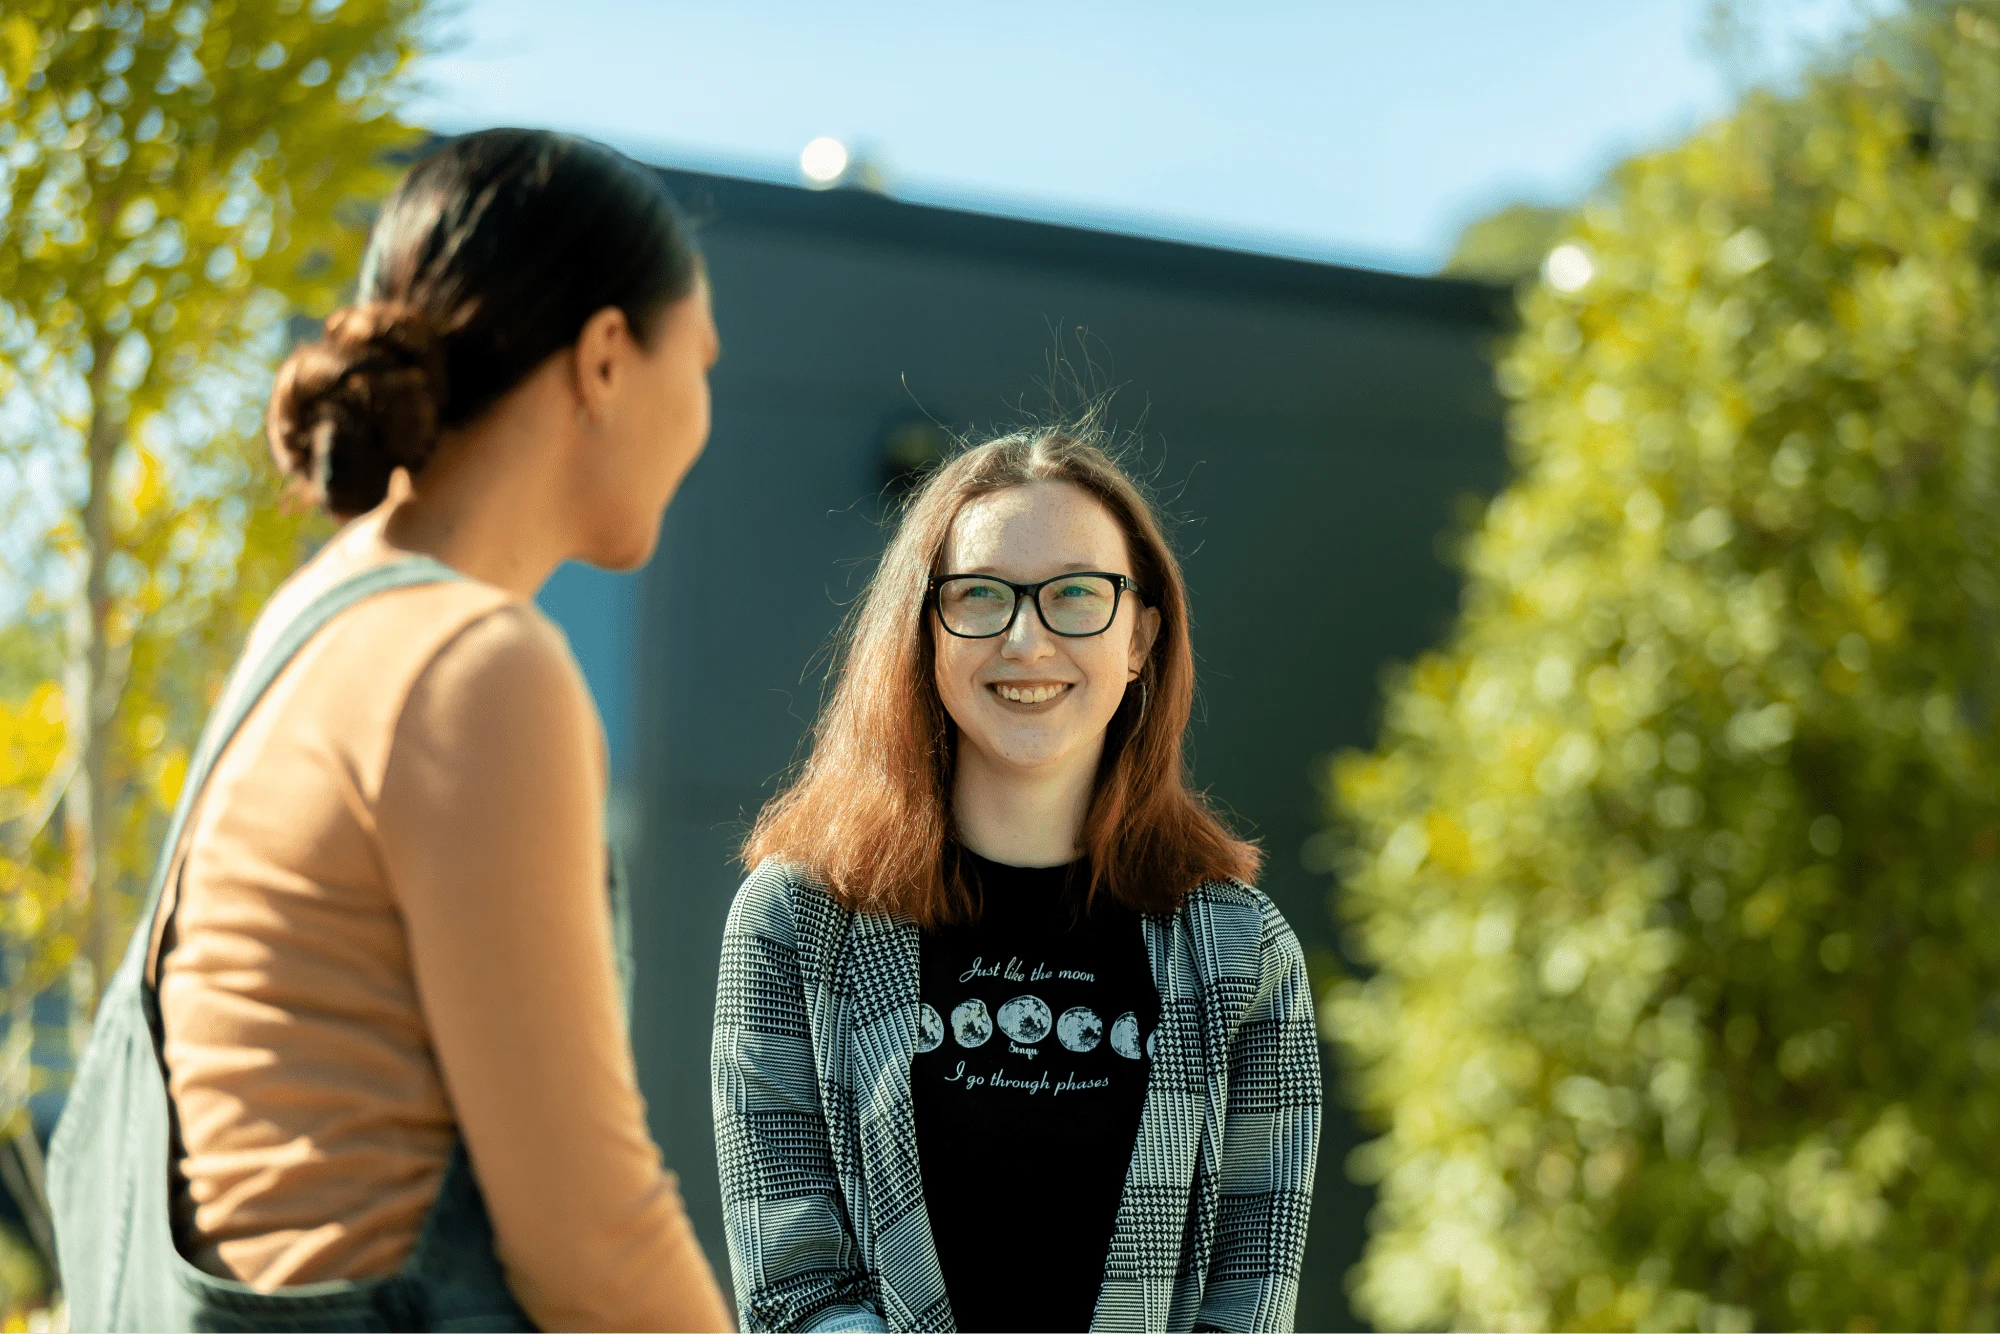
[997,683,1066,704]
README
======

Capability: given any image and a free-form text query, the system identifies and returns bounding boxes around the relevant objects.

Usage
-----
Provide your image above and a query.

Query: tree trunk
[66,334,123,1015]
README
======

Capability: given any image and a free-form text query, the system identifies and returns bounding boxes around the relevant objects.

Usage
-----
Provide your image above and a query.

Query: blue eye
[962,584,1004,600]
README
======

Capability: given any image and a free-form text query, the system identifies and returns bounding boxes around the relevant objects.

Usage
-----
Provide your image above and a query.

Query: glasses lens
[937,577,1017,636]
[1038,575,1118,635]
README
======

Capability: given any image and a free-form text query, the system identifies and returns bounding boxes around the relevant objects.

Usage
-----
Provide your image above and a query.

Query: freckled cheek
[932,638,985,710]
[1072,640,1127,696]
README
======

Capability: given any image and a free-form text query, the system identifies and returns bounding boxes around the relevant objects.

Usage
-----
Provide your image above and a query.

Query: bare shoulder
[392,601,600,770]
[420,602,585,705]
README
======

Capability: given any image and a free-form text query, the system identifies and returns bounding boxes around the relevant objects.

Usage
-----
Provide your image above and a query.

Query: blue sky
[411,0,1888,274]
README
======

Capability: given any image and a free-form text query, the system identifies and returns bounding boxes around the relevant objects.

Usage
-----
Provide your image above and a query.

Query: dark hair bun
[266,301,449,517]
[264,131,698,516]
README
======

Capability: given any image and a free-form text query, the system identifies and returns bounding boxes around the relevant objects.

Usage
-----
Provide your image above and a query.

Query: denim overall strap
[49,556,538,1332]
[608,843,634,1013]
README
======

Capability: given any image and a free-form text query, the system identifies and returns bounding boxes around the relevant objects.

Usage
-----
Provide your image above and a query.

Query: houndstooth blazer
[711,857,1322,1333]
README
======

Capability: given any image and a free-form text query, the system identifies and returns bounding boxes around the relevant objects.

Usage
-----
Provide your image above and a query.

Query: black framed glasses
[928,571,1145,639]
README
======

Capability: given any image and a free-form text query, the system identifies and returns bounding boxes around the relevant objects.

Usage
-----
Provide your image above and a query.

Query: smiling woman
[927,486,1162,875]
[714,427,1323,1333]
[740,428,1248,925]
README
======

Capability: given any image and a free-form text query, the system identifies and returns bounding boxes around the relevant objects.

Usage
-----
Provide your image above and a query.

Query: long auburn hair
[742,425,1261,926]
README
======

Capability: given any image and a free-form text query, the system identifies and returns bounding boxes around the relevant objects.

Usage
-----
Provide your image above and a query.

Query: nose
[1000,595,1055,661]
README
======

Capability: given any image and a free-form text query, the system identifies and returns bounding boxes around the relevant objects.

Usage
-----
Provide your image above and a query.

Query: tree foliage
[1328,5,2000,1329]
[0,0,431,1309]
[1441,202,1569,287]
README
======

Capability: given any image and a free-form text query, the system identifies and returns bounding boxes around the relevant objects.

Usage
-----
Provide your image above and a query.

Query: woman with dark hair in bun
[49,129,732,1332]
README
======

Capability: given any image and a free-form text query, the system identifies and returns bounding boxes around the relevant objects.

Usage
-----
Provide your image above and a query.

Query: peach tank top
[155,532,731,1332]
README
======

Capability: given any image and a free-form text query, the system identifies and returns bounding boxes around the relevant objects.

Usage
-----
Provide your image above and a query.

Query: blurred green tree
[1441,202,1569,286]
[1327,3,2000,1329]
[0,0,431,1304]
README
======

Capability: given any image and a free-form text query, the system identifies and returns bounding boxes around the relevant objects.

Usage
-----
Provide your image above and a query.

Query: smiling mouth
[990,682,1073,706]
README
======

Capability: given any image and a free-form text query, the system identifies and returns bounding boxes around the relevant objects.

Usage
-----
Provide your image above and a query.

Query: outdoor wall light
[801,136,890,193]
[1544,242,1594,293]
[801,136,849,187]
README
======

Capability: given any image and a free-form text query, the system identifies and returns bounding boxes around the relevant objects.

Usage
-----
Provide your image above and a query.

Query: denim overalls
[50,557,631,1331]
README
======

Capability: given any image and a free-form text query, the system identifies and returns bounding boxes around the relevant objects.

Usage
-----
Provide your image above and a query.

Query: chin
[584,520,662,572]
[976,732,1086,773]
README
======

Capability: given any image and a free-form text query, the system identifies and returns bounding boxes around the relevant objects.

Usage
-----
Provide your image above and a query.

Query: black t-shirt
[911,852,1161,1333]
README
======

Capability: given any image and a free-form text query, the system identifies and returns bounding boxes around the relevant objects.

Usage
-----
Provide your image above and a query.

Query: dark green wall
[540,169,1508,1331]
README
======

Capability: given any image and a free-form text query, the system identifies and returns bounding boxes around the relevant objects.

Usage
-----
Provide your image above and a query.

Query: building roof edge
[650,163,1511,328]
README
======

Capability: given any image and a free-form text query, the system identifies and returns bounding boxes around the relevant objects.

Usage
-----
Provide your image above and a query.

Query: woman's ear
[1128,604,1162,678]
[570,306,632,429]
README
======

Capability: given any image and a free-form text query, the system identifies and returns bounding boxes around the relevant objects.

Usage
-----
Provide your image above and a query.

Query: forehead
[944,480,1132,575]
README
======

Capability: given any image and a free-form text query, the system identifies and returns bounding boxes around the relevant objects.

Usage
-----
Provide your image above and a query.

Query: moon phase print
[917,1003,945,1053]
[1056,1007,1103,1052]
[996,995,1053,1044]
[951,999,993,1047]
[917,941,1155,1109]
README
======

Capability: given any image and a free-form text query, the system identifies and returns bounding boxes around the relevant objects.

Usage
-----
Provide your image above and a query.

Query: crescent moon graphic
[916,1003,944,1053]
[1110,1011,1144,1060]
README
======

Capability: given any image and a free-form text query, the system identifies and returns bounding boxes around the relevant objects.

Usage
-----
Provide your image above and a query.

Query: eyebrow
[956,561,1120,577]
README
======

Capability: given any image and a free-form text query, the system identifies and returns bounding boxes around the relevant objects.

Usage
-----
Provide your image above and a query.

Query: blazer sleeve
[1194,892,1324,1333]
[712,862,886,1334]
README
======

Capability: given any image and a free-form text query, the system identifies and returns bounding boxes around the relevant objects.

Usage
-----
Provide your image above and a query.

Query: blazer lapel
[842,910,954,1330]
[1092,912,1208,1332]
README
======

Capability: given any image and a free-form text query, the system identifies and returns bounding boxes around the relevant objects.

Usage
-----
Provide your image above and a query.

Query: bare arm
[380,605,733,1332]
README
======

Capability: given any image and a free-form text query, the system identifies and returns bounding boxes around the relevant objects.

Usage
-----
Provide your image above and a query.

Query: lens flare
[800,137,849,186]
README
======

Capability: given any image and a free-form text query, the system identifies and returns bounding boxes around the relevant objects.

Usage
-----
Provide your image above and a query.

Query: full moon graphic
[997,995,1053,1044]
[1056,1007,1103,1053]
[951,999,993,1047]
[1110,1011,1144,1060]
[916,1003,944,1053]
